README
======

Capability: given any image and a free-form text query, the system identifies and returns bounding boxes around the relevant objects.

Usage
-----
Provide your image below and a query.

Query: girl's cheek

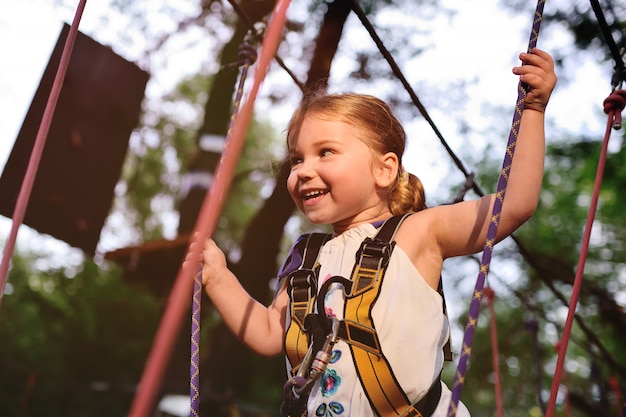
[286,175,298,198]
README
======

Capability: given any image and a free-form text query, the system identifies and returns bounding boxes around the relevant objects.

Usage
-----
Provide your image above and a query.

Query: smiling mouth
[303,190,327,201]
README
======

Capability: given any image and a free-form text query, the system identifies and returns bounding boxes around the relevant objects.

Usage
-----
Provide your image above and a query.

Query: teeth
[304,190,324,199]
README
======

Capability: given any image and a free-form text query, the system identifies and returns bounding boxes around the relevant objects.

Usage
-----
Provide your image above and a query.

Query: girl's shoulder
[394,208,440,260]
[275,232,332,292]
[397,206,437,231]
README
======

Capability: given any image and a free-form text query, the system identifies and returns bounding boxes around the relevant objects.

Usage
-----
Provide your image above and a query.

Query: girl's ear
[375,152,399,188]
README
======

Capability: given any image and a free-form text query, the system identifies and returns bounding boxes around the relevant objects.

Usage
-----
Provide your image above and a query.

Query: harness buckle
[287,268,317,329]
[351,238,394,296]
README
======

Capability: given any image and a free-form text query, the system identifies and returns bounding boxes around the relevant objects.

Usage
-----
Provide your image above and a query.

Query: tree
[0,250,161,416]
[5,0,626,415]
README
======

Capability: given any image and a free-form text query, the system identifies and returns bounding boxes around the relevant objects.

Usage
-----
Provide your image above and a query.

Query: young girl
[189,48,556,416]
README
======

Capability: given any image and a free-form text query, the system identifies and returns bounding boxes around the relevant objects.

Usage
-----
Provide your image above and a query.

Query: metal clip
[294,317,340,396]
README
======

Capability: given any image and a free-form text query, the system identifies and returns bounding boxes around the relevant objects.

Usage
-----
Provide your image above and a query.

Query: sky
[0,1,619,287]
[1,0,613,176]
[0,0,619,286]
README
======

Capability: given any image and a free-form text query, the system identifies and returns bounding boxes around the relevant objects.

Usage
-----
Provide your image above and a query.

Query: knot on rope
[603,89,626,130]
[222,23,264,70]
[280,376,308,417]
[238,21,265,66]
[237,43,258,66]
[483,286,495,301]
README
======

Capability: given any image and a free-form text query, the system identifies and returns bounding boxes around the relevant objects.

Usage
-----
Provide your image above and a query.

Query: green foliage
[214,119,285,254]
[453,128,626,415]
[117,73,211,242]
[458,298,548,417]
[0,253,161,417]
[17,1,626,416]
[116,67,284,253]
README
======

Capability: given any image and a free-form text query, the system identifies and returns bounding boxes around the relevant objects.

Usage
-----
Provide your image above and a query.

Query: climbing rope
[349,1,626,396]
[190,267,202,417]
[225,0,305,93]
[0,0,87,304]
[128,1,291,416]
[544,88,626,417]
[189,26,262,417]
[590,0,625,89]
[446,1,546,415]
[554,341,573,417]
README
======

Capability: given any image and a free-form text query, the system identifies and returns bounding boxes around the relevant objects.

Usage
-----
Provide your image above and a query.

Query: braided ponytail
[389,169,426,215]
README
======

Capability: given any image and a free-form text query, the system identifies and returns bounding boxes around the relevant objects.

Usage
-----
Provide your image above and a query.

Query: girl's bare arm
[187,237,287,357]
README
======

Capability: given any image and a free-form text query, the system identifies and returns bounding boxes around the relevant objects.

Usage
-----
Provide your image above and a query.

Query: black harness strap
[439,278,453,361]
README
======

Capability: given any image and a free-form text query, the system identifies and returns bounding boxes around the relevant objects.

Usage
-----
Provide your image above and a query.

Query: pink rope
[553,342,572,417]
[126,1,292,416]
[545,90,626,416]
[0,0,88,305]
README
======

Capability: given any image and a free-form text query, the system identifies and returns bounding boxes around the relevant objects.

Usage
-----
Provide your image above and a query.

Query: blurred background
[0,0,625,416]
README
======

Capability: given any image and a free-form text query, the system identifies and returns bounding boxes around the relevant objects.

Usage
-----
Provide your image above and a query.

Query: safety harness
[281,214,452,417]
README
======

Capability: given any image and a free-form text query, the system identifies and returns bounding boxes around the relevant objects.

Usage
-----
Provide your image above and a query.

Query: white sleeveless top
[286,223,470,417]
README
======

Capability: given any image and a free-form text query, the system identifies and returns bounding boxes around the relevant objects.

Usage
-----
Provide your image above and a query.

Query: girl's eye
[320,149,333,157]
[289,156,302,166]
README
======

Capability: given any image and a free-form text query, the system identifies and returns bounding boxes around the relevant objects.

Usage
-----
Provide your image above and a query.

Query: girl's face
[287,114,395,233]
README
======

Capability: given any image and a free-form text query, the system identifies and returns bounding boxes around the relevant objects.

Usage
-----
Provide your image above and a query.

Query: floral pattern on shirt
[315,401,345,416]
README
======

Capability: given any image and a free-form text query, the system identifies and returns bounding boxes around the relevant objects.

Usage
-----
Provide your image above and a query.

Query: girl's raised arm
[404,49,556,267]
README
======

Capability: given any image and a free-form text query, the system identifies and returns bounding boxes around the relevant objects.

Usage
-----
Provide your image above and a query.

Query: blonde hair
[287,92,426,214]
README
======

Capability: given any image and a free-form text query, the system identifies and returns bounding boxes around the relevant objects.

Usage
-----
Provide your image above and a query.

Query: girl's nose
[296,158,315,180]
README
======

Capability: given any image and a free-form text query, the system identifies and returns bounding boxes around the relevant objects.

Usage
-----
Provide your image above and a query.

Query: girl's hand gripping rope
[513,48,557,113]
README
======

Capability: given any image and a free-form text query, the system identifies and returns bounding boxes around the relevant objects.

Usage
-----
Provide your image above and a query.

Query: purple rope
[446,1,545,415]
[190,267,202,417]
[189,34,258,417]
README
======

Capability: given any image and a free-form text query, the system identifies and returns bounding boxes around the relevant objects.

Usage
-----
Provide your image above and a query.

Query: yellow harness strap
[284,233,332,373]
[342,214,428,416]
[284,215,446,416]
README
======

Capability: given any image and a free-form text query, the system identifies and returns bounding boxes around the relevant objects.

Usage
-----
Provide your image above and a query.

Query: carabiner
[294,317,340,396]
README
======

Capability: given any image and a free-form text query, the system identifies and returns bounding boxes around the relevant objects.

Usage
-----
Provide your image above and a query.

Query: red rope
[126,1,292,416]
[609,375,623,416]
[545,89,626,416]
[484,287,503,417]
[0,0,87,305]
[554,342,572,417]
